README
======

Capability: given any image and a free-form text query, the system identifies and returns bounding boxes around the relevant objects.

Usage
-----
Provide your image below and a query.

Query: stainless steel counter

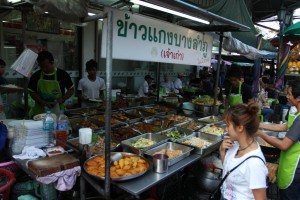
[80,153,201,198]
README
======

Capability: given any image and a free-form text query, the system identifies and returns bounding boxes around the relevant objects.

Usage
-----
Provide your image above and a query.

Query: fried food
[85,154,149,179]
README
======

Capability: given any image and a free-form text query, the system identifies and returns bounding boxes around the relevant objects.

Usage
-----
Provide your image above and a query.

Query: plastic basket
[0,161,20,176]
[0,168,16,200]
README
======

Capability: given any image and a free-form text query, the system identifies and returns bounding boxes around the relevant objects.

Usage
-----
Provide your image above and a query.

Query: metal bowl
[84,152,150,181]
[194,104,221,114]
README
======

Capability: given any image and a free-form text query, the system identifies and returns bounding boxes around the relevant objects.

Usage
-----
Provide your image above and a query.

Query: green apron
[31,68,63,116]
[229,82,243,106]
[277,112,300,189]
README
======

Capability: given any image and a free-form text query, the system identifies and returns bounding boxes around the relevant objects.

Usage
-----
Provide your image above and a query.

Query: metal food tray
[111,111,141,124]
[84,152,150,181]
[124,108,144,119]
[69,117,103,132]
[121,133,169,155]
[144,142,194,166]
[159,127,193,142]
[143,117,176,129]
[131,122,163,133]
[199,124,226,137]
[175,120,206,131]
[67,136,119,155]
[90,115,127,128]
[176,132,222,156]
[198,115,223,124]
[65,107,102,117]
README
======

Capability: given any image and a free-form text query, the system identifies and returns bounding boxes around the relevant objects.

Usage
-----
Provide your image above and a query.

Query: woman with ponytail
[219,103,268,200]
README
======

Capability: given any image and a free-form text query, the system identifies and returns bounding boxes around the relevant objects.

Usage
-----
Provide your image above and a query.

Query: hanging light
[130,0,209,24]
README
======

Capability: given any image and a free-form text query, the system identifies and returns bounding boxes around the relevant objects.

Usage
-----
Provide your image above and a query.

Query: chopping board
[28,154,80,177]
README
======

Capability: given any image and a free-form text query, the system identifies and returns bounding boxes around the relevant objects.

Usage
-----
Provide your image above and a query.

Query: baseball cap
[145,75,154,80]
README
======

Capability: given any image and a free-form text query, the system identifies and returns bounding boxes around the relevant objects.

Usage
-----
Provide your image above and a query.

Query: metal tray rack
[144,142,194,166]
[176,132,222,156]
[123,109,144,123]
[121,133,169,155]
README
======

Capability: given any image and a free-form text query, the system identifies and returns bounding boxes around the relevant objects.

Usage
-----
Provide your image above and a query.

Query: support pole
[156,63,161,102]
[212,32,223,116]
[104,10,113,200]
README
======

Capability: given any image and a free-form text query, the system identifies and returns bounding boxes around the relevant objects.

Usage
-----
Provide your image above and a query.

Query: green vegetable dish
[165,130,186,141]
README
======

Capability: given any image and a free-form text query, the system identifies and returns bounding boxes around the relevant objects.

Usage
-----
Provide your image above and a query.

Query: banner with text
[101,7,213,66]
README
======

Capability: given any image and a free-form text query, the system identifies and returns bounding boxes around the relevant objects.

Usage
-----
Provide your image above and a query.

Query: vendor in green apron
[257,80,300,199]
[224,66,254,108]
[28,51,74,118]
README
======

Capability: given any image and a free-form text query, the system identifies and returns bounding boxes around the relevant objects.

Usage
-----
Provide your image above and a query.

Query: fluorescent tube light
[7,0,22,3]
[88,12,96,16]
[130,0,209,24]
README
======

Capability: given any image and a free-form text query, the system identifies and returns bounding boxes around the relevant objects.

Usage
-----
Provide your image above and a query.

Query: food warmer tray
[159,127,193,142]
[65,107,102,117]
[121,133,169,155]
[67,136,119,155]
[111,111,141,124]
[175,120,206,131]
[90,115,127,128]
[69,117,103,132]
[143,117,177,130]
[144,142,194,166]
[176,132,222,156]
[198,115,223,124]
[124,108,144,120]
[84,152,150,181]
[130,122,163,133]
[198,124,226,137]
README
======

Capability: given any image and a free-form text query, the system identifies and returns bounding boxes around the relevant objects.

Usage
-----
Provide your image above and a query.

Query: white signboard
[101,7,213,66]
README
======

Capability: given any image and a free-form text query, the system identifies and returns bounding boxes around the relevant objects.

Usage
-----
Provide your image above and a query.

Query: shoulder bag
[209,155,265,200]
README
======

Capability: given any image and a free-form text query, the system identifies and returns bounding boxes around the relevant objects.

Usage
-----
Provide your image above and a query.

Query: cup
[79,128,92,145]
[282,108,288,122]
[153,154,169,173]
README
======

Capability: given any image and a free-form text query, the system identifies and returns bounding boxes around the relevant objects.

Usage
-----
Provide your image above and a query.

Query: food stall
[1,1,254,199]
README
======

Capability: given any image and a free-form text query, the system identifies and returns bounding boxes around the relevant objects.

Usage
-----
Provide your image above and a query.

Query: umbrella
[284,21,300,35]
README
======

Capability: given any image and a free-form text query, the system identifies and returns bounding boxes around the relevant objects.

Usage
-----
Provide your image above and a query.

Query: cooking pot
[194,104,221,117]
[196,163,222,193]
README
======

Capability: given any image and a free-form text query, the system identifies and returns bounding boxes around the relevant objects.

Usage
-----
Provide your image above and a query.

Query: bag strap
[210,155,265,199]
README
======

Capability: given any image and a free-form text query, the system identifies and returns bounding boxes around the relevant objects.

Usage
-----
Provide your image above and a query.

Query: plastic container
[34,182,57,200]
[0,168,16,200]
[56,110,69,148]
[11,128,26,155]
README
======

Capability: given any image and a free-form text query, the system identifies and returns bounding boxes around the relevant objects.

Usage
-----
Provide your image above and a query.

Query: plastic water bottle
[56,110,69,148]
[43,110,55,146]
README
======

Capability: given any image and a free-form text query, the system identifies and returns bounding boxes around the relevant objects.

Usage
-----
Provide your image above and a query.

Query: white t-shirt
[161,81,174,93]
[221,142,268,200]
[77,77,106,107]
[138,80,149,97]
[173,78,183,94]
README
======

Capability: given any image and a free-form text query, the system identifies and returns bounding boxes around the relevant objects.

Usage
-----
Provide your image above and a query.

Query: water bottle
[43,110,55,146]
[56,110,69,148]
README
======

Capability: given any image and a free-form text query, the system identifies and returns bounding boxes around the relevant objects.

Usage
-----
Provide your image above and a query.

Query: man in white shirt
[160,73,174,93]
[174,73,184,94]
[77,59,106,108]
[138,75,153,97]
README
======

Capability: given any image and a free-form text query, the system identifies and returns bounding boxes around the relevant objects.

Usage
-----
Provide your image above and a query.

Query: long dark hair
[224,103,260,137]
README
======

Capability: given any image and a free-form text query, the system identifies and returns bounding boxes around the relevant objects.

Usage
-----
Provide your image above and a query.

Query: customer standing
[257,80,300,199]
[138,75,154,97]
[28,51,74,117]
[174,73,184,95]
[225,66,254,107]
[220,103,267,199]
[77,59,106,108]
